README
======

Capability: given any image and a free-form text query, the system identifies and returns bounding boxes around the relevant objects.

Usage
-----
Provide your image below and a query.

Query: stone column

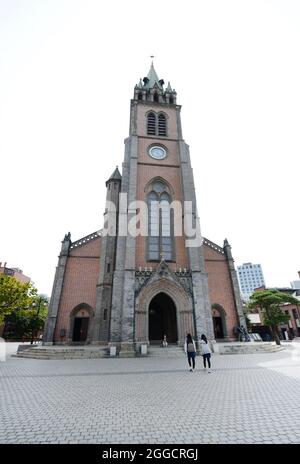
[118,137,138,356]
[43,234,71,345]
[223,239,247,327]
[91,171,121,345]
[178,141,214,346]
[109,136,138,356]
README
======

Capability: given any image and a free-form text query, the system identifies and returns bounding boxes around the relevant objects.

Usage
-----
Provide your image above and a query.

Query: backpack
[187,342,195,353]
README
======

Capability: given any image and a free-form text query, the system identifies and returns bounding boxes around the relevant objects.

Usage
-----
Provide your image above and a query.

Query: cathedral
[44,63,246,355]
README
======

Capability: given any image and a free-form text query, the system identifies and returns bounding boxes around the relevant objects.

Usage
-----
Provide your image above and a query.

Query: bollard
[140,344,147,356]
[0,338,6,362]
[110,346,117,357]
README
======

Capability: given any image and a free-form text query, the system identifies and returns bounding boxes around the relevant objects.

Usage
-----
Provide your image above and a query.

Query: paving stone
[1,343,300,443]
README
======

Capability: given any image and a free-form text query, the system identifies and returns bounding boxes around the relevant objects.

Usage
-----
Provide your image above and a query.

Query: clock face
[149,146,167,160]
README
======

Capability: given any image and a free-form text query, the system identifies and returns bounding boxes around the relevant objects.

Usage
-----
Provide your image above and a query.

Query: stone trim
[131,99,181,111]
[138,162,180,168]
[69,231,102,251]
[203,238,225,255]
[68,256,100,259]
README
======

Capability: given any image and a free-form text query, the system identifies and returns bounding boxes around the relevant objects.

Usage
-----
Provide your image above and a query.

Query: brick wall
[54,237,101,342]
[203,244,239,338]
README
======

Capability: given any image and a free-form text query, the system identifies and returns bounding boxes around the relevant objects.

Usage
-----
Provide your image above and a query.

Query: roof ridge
[69,230,102,250]
[203,237,225,255]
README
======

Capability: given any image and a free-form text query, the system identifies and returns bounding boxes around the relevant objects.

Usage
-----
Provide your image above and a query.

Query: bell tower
[107,62,214,355]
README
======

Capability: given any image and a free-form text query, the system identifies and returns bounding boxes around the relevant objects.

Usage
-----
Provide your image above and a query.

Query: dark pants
[203,353,211,368]
[187,352,195,369]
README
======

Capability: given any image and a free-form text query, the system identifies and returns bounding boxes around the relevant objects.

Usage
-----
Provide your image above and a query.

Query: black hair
[186,333,193,344]
[201,334,208,344]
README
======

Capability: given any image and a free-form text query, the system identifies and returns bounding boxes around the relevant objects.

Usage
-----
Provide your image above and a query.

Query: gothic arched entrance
[212,304,227,340]
[149,292,178,344]
[73,315,89,342]
[69,304,94,344]
[135,276,194,347]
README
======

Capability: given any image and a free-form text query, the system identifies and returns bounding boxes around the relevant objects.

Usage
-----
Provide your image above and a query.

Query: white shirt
[200,340,211,355]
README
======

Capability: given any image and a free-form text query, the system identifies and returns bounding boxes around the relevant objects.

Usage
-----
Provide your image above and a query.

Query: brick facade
[46,64,244,349]
[53,237,101,343]
[50,235,241,344]
[203,243,239,339]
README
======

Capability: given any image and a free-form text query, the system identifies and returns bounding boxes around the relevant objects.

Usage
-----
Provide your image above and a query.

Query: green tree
[0,275,37,324]
[248,290,299,345]
[4,295,48,342]
[28,296,48,344]
[244,312,252,332]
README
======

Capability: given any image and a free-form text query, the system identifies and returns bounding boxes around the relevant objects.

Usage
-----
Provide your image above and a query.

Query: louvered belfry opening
[158,113,167,136]
[147,112,156,135]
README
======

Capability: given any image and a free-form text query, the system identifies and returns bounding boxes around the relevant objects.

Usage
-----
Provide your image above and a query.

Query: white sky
[0,0,299,295]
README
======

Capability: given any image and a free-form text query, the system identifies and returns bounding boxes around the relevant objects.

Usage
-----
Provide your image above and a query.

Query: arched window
[158,113,167,136]
[147,112,167,137]
[147,112,156,135]
[147,181,173,261]
[169,96,174,104]
[148,191,159,260]
[138,93,143,101]
[160,192,172,260]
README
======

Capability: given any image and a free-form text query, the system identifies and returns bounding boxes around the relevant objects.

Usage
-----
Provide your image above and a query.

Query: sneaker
[208,369,211,373]
[189,368,193,372]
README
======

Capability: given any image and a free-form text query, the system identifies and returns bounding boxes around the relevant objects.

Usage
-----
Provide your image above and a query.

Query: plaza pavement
[1,342,300,444]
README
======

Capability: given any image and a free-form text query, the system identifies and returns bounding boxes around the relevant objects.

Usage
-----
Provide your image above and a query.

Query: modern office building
[237,262,265,301]
[291,271,300,290]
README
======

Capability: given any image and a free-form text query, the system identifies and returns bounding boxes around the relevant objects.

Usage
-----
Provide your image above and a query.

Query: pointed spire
[134,60,177,104]
[108,166,122,181]
[223,239,233,261]
[223,238,230,247]
[143,61,163,90]
[63,232,71,242]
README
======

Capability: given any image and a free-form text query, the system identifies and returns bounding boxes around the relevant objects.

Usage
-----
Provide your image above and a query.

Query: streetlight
[30,297,47,345]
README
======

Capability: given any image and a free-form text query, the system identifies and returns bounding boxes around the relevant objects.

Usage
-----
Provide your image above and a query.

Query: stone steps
[217,342,285,355]
[14,341,286,360]
[14,347,109,360]
[148,346,185,357]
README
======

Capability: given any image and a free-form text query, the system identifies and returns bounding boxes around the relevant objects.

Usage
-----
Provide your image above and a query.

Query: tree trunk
[271,325,281,345]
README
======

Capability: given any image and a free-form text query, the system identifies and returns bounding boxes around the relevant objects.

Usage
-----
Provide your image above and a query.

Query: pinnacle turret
[134,62,177,104]
[106,166,122,186]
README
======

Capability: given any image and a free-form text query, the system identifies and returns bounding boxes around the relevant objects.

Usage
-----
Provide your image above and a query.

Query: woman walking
[184,333,197,372]
[200,334,212,373]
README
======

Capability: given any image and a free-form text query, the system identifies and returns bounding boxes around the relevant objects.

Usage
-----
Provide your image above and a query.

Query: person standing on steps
[200,334,212,373]
[184,333,196,372]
